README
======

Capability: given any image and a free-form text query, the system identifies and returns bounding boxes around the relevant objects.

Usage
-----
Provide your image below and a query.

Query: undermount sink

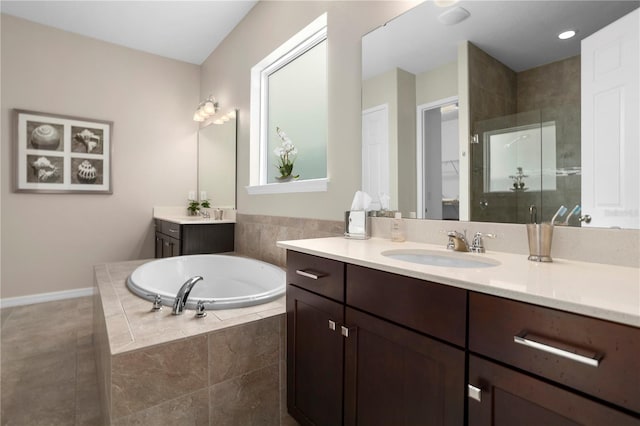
[382,249,500,268]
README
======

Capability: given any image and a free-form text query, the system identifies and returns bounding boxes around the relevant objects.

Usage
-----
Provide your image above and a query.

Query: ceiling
[363,0,639,79]
[0,1,257,65]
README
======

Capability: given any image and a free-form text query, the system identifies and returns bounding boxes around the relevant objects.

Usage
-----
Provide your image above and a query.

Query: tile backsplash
[372,217,640,268]
[234,214,344,267]
[236,214,639,269]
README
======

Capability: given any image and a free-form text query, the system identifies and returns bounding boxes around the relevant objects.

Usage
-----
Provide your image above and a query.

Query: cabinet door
[287,284,344,426]
[468,355,640,426]
[344,307,464,426]
[161,235,180,258]
[155,234,163,258]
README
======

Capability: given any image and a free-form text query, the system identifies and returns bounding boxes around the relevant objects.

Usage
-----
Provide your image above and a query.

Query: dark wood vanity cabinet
[154,219,234,258]
[468,355,639,426]
[343,306,465,426]
[468,292,640,425]
[286,284,344,426]
[286,251,466,426]
[286,250,640,425]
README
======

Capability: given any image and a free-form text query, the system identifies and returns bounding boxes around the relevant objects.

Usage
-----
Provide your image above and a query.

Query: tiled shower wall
[234,214,344,267]
[468,42,582,225]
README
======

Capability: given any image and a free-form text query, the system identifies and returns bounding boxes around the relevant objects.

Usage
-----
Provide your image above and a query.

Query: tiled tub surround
[277,237,640,327]
[234,214,344,267]
[93,260,292,425]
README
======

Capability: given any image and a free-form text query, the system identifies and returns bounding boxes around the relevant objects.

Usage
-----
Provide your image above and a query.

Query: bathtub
[126,254,285,310]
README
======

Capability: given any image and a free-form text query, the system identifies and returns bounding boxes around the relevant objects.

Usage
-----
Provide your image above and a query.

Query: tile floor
[1,297,101,425]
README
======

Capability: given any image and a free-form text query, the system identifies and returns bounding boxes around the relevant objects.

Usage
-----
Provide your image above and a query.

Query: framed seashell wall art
[13,109,113,194]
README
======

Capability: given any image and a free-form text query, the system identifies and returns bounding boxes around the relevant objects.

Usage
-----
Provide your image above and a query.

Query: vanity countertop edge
[277,237,640,328]
[154,214,236,225]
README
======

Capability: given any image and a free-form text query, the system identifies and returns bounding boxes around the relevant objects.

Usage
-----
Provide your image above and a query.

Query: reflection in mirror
[198,116,236,208]
[362,1,639,228]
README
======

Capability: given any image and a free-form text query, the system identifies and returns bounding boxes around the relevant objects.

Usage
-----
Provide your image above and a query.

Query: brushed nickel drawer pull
[468,384,482,402]
[514,331,602,367]
[328,320,336,331]
[168,229,179,233]
[295,269,326,280]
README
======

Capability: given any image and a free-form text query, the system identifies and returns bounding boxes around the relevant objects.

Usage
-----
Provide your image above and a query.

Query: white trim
[416,96,459,219]
[245,178,329,195]
[0,287,94,309]
[362,104,389,210]
[250,13,328,187]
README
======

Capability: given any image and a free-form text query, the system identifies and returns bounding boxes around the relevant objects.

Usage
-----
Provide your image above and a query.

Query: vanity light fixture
[212,111,237,125]
[558,30,577,40]
[193,95,219,122]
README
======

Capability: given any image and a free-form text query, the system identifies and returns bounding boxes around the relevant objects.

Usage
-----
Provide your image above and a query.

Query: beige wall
[1,15,200,298]
[416,61,458,106]
[200,1,419,220]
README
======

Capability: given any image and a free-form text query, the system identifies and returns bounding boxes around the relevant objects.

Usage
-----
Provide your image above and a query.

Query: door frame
[416,96,458,219]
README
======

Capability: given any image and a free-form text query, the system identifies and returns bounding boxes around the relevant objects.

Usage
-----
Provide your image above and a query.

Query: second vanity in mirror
[362,1,639,229]
[153,111,238,258]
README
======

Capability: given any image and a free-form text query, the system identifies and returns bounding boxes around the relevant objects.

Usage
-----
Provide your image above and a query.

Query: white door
[581,9,639,229]
[362,105,389,211]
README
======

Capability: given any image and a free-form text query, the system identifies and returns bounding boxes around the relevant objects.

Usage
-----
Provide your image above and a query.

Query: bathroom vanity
[154,218,234,258]
[279,237,640,425]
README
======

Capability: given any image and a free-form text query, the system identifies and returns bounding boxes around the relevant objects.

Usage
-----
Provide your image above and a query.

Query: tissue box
[344,210,370,239]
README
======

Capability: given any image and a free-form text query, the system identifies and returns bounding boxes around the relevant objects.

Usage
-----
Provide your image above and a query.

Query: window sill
[245,178,329,195]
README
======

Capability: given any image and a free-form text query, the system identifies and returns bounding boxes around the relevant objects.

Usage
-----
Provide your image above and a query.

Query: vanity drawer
[287,251,345,302]
[346,265,467,347]
[469,292,640,413]
[158,220,181,239]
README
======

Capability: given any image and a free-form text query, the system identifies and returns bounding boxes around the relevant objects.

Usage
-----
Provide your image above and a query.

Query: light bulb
[227,110,236,119]
[204,100,216,114]
[222,116,230,122]
[193,112,204,122]
[198,107,209,119]
[213,119,224,125]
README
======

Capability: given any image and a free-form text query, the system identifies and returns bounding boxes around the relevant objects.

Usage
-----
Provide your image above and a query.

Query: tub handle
[148,294,163,311]
[195,300,207,318]
[295,269,326,280]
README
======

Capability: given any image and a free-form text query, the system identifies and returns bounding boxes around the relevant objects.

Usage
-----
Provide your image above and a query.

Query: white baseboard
[0,287,95,309]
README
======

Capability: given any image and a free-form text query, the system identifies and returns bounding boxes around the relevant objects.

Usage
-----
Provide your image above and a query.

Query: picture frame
[13,109,113,194]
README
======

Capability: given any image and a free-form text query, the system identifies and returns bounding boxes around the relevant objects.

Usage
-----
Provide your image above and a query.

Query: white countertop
[153,206,236,225]
[277,237,640,328]
[153,214,236,225]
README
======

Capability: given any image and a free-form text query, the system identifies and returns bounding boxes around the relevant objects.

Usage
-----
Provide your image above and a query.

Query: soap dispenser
[391,212,405,242]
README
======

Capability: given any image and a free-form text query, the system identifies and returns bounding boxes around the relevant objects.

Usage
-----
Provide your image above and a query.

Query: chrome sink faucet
[447,230,469,252]
[447,231,497,253]
[470,232,496,253]
[172,276,203,315]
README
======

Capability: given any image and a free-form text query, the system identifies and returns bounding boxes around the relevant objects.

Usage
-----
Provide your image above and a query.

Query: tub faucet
[446,230,469,252]
[172,276,203,315]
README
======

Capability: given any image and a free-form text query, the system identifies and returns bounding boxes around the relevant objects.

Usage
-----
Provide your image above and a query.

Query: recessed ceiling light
[558,30,577,40]
[434,0,460,7]
[437,6,470,26]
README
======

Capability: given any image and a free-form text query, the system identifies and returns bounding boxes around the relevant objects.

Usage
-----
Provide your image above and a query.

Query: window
[248,13,328,195]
